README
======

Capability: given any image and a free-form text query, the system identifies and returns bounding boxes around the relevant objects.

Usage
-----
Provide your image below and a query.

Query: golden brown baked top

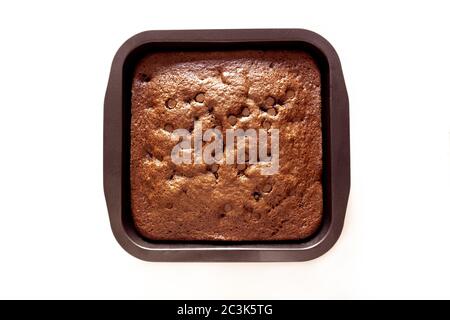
[130,50,322,241]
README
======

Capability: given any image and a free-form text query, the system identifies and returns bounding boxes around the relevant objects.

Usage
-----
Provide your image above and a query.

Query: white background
[0,0,449,299]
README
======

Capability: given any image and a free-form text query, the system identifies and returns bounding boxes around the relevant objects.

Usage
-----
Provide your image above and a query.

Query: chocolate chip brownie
[130,50,322,241]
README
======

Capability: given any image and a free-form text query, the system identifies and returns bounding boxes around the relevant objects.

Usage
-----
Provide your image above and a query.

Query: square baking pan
[104,29,350,262]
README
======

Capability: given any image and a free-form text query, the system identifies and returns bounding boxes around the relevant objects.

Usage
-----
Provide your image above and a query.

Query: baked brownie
[130,50,322,241]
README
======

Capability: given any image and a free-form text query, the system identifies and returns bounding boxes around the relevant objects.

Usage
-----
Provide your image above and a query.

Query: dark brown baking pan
[104,29,350,262]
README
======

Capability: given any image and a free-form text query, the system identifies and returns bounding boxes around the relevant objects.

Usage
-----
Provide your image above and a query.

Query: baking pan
[104,29,350,262]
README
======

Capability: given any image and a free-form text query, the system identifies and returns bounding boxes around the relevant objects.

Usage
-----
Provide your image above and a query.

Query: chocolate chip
[228,115,237,126]
[224,204,232,212]
[285,89,295,99]
[253,192,261,201]
[164,124,173,132]
[267,108,277,116]
[263,184,272,193]
[237,163,246,171]
[195,93,205,103]
[166,99,176,109]
[241,107,250,117]
[265,96,275,107]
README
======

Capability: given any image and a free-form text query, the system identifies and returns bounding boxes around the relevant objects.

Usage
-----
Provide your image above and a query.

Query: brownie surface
[130,50,322,241]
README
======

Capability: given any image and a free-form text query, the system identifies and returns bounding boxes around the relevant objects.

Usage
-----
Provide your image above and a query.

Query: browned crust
[130,50,322,241]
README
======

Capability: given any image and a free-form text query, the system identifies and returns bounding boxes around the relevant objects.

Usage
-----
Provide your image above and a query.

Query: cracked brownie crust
[130,50,323,241]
